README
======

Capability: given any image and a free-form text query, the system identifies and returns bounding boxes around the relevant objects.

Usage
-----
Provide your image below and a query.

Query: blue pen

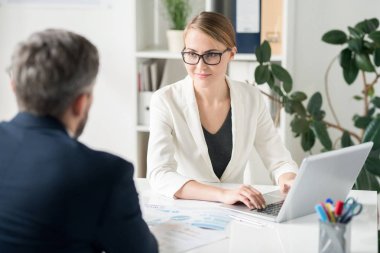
[315,204,328,222]
[325,198,334,205]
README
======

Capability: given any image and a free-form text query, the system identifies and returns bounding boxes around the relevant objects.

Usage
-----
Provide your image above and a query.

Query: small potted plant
[162,0,191,52]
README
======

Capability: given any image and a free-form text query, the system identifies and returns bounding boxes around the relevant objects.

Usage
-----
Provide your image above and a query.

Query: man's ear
[72,93,90,117]
[10,80,16,93]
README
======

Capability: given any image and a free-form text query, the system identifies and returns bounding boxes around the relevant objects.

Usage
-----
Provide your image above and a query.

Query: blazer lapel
[181,76,215,177]
[220,77,244,181]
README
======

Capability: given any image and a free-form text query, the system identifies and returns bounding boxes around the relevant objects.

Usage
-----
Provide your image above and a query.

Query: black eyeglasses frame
[181,48,231,65]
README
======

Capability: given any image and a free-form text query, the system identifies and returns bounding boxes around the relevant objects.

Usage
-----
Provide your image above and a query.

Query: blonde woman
[148,12,297,209]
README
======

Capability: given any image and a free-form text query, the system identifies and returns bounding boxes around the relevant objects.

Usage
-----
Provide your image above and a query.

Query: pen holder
[319,221,351,253]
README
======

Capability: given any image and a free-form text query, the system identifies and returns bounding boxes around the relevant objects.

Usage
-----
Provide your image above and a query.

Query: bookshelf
[133,0,294,179]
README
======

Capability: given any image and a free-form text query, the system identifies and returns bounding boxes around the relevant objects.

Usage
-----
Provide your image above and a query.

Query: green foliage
[254,17,380,193]
[162,0,191,30]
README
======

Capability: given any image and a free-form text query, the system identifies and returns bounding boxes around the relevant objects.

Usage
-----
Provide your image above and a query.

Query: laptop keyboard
[256,200,285,216]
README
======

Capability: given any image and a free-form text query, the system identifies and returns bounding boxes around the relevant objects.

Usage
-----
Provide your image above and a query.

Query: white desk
[135,178,378,253]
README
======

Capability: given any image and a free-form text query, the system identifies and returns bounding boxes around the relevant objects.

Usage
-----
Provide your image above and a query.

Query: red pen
[335,200,344,217]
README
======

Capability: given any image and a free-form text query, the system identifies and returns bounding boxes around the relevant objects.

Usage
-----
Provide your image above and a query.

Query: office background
[0,0,379,182]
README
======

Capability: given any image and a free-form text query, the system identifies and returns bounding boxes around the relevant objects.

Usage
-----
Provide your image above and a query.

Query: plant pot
[166,30,184,52]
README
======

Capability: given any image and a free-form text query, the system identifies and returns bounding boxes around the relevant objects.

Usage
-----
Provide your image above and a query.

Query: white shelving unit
[133,0,294,179]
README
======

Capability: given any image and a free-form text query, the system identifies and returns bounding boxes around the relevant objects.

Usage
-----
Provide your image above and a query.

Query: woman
[147,11,297,209]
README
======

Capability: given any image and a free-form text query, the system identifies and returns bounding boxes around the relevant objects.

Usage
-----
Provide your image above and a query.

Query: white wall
[1,0,379,174]
[0,1,137,162]
[287,0,380,164]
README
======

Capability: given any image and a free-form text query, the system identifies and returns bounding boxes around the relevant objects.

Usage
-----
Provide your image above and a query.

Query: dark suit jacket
[0,113,158,253]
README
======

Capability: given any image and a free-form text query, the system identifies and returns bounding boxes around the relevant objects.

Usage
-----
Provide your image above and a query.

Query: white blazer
[147,76,298,198]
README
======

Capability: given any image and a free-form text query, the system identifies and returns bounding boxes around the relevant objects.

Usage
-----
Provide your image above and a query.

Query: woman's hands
[219,172,297,209]
[220,185,266,210]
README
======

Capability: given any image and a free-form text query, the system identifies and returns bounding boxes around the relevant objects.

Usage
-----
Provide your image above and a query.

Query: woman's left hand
[278,172,297,194]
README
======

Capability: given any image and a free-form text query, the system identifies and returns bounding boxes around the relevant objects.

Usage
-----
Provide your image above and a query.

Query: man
[0,29,158,253]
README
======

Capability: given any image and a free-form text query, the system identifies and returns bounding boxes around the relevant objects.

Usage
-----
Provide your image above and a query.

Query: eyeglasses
[181,48,231,65]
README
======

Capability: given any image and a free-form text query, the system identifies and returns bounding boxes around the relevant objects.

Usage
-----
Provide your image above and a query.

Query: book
[159,59,187,89]
[139,60,152,91]
[150,59,166,91]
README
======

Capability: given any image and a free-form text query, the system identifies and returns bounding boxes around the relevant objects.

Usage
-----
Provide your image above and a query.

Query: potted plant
[255,19,380,249]
[253,17,380,192]
[161,0,191,52]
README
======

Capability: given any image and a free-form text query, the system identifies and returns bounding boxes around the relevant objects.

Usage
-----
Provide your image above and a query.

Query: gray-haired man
[0,29,158,253]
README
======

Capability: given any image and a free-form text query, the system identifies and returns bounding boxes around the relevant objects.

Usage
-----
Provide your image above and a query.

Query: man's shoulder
[77,143,133,171]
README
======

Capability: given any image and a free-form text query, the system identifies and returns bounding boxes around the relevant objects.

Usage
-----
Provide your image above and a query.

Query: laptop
[221,142,373,223]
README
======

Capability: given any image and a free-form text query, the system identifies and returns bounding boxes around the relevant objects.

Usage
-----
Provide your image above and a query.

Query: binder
[232,0,261,54]
[261,0,283,56]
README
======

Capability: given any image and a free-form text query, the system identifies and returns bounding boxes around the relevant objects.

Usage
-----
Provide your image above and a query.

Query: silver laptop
[221,142,373,223]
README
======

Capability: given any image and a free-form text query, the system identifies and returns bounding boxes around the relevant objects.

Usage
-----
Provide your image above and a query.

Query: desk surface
[135,178,378,253]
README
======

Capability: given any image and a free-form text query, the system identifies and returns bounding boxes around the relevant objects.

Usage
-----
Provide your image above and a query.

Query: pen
[325,198,334,205]
[334,200,344,217]
[320,203,331,222]
[325,203,336,223]
[315,204,328,222]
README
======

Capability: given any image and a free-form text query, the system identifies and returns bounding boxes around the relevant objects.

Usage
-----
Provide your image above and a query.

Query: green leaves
[326,18,379,87]
[339,48,352,68]
[355,18,379,34]
[369,31,380,43]
[363,117,380,150]
[290,91,307,102]
[301,130,315,151]
[348,26,364,39]
[307,92,322,116]
[291,117,309,134]
[353,114,372,129]
[255,40,271,64]
[360,116,380,190]
[271,64,292,93]
[255,65,270,84]
[254,41,293,94]
[343,61,359,84]
[348,39,362,52]
[355,53,375,72]
[355,166,380,191]
[322,30,347,44]
[374,48,380,66]
[311,121,332,150]
[365,156,380,176]
[371,97,380,108]
[163,0,191,30]
[341,131,354,147]
[252,19,380,190]
[340,48,359,84]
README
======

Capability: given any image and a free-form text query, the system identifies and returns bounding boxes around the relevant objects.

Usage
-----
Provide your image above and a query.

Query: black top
[202,108,233,179]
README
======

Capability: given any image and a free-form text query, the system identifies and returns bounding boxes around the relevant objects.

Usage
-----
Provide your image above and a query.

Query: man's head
[9,29,99,138]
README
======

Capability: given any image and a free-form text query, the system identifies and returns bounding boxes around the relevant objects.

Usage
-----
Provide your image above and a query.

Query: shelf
[137,125,150,132]
[136,49,283,62]
[136,49,182,59]
[234,53,283,62]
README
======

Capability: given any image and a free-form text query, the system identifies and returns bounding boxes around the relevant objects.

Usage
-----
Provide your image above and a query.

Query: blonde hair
[184,11,236,49]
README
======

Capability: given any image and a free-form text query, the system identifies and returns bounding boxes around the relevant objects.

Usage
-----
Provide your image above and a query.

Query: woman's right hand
[220,185,266,210]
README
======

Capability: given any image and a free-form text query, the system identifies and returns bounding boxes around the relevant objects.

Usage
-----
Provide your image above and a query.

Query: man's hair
[10,29,99,118]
